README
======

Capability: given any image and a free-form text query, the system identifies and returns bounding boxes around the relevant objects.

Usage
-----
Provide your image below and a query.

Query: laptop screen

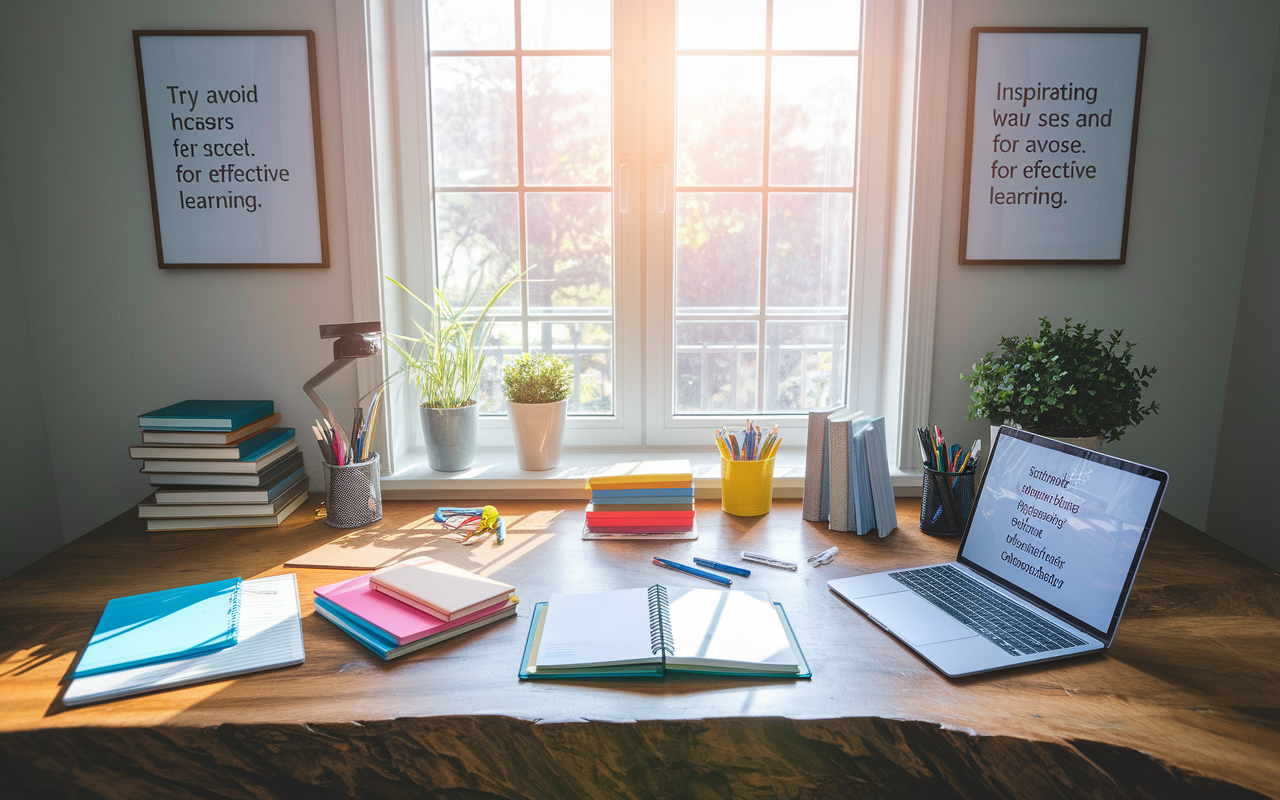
[958,428,1168,639]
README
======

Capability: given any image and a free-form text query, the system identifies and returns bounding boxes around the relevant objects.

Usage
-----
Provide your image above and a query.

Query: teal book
[139,400,274,431]
[74,577,242,678]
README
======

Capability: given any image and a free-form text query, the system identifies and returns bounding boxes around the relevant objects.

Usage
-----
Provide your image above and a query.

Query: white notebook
[64,573,305,707]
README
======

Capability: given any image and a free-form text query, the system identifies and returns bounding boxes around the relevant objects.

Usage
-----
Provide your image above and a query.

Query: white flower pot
[506,399,568,471]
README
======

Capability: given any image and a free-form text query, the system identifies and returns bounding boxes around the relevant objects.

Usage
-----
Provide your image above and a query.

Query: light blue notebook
[74,577,242,678]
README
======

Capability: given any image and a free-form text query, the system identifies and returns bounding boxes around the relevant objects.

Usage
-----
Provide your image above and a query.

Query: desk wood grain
[0,496,1277,798]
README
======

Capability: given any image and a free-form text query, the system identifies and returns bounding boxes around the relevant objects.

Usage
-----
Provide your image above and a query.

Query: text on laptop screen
[960,434,1162,633]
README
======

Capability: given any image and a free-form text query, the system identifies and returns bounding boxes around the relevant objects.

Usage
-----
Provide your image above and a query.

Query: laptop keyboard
[890,565,1086,656]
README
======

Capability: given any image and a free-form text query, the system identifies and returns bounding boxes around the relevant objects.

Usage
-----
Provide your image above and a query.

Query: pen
[740,551,798,571]
[653,557,732,587]
[693,557,751,577]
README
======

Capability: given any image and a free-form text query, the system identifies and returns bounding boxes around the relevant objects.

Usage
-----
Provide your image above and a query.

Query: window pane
[523,56,611,186]
[769,56,858,186]
[677,56,764,186]
[675,193,761,312]
[431,57,517,186]
[433,192,521,311]
[526,192,612,313]
[766,193,851,310]
[764,321,847,411]
[522,0,611,49]
[477,322,523,414]
[427,0,514,50]
[772,0,861,50]
[528,321,614,413]
[676,322,758,412]
[678,0,766,50]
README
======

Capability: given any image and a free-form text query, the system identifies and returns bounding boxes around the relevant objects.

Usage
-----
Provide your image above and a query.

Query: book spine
[647,584,673,657]
[819,414,836,522]
[829,420,853,532]
[802,409,834,521]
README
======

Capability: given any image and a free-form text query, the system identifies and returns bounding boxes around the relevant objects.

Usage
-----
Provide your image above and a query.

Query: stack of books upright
[132,400,308,531]
[804,410,898,537]
[583,460,696,538]
[313,556,518,660]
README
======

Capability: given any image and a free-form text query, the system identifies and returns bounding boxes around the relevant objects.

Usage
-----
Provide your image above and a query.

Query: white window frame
[336,0,951,479]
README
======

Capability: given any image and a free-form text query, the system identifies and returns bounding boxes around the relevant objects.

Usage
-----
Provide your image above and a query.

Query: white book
[63,573,305,707]
[138,481,308,519]
[145,489,308,531]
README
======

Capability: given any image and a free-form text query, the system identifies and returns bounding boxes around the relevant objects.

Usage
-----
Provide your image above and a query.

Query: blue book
[589,494,695,506]
[74,577,242,678]
[590,487,695,499]
[139,400,274,431]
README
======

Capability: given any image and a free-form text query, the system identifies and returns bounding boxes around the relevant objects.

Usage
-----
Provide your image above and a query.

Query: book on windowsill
[147,451,305,487]
[144,487,308,531]
[519,585,809,679]
[138,400,275,431]
[140,412,282,445]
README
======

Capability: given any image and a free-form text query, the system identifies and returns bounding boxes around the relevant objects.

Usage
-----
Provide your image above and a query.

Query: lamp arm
[304,357,358,438]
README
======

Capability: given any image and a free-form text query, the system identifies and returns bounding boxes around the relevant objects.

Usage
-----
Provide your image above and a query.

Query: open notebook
[520,586,810,678]
[64,573,304,706]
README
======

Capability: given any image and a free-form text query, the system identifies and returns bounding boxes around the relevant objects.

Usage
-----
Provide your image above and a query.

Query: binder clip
[806,546,839,567]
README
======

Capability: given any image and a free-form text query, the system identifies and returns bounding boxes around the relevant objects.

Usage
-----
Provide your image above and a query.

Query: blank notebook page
[537,587,659,668]
[665,588,799,670]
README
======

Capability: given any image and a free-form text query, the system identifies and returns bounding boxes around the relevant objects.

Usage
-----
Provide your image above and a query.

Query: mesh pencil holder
[721,457,775,517]
[919,465,975,536]
[323,452,383,528]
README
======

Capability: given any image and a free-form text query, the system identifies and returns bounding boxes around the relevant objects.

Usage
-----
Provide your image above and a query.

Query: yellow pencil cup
[720,457,775,516]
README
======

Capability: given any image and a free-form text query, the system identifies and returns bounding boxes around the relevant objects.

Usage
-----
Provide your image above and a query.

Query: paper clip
[806,546,839,567]
[740,551,798,571]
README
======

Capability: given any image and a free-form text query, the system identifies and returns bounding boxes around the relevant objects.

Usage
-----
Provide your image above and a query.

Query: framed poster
[133,31,329,269]
[960,28,1147,265]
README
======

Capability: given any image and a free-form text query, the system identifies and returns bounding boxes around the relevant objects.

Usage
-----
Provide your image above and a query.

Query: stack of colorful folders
[313,556,518,660]
[131,400,308,531]
[584,459,696,537]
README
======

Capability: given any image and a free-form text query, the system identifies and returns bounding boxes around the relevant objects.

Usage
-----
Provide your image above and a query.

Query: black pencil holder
[322,452,382,528]
[919,466,975,536]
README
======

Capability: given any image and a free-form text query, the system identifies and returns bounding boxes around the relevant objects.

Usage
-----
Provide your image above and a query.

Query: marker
[653,557,732,587]
[740,551,798,571]
[693,557,751,577]
[806,546,839,567]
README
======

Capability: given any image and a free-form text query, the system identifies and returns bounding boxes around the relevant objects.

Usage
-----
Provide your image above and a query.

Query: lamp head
[319,322,381,359]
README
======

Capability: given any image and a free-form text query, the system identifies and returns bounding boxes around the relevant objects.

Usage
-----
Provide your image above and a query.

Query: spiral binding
[647,584,674,656]
[228,578,243,637]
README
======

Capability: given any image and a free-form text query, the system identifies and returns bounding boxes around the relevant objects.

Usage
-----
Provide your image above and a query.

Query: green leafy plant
[962,317,1158,442]
[384,275,521,408]
[503,352,573,405]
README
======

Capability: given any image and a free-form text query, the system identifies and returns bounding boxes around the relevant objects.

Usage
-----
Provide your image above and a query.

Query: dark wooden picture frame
[959,28,1147,265]
[133,31,329,269]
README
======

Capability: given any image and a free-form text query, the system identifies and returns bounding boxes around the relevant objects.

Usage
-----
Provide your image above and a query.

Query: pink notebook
[314,567,513,645]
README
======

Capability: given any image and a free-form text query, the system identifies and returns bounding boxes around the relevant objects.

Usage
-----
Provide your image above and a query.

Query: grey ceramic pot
[421,403,479,471]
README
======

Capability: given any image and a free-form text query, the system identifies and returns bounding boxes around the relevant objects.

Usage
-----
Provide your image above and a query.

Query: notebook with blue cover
[74,577,242,678]
[139,400,274,431]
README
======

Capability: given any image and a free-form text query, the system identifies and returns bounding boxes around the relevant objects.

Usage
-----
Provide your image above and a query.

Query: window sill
[382,447,924,501]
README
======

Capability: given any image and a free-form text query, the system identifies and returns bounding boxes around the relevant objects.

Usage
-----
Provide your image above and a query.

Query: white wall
[1206,26,1280,570]
[0,0,358,556]
[0,144,64,578]
[930,0,1280,532]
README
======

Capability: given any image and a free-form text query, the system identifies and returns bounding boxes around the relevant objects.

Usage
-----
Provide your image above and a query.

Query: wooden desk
[1,496,1277,798]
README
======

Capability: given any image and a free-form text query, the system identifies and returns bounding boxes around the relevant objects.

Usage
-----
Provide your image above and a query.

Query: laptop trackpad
[857,591,978,647]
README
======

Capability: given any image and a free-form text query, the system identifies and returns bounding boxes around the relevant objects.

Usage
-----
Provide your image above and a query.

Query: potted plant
[963,317,1158,447]
[384,275,519,471]
[502,352,573,470]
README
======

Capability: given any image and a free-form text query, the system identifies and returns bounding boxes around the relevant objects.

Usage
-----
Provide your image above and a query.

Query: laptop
[828,426,1168,678]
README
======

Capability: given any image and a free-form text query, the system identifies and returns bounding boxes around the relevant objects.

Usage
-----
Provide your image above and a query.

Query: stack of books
[801,409,898,537]
[132,400,308,531]
[313,556,518,660]
[583,460,696,538]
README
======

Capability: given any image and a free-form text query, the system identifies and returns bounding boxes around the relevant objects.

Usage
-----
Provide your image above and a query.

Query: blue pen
[693,557,751,577]
[652,557,732,587]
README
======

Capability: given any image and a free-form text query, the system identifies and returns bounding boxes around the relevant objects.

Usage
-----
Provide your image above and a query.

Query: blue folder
[74,577,242,678]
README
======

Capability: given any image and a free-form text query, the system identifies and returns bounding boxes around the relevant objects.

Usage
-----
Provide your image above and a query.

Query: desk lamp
[303,321,382,439]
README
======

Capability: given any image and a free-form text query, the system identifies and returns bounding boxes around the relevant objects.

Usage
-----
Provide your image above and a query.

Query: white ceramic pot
[506,398,568,471]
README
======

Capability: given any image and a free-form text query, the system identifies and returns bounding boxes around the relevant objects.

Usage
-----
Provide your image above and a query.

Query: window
[352,0,949,469]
